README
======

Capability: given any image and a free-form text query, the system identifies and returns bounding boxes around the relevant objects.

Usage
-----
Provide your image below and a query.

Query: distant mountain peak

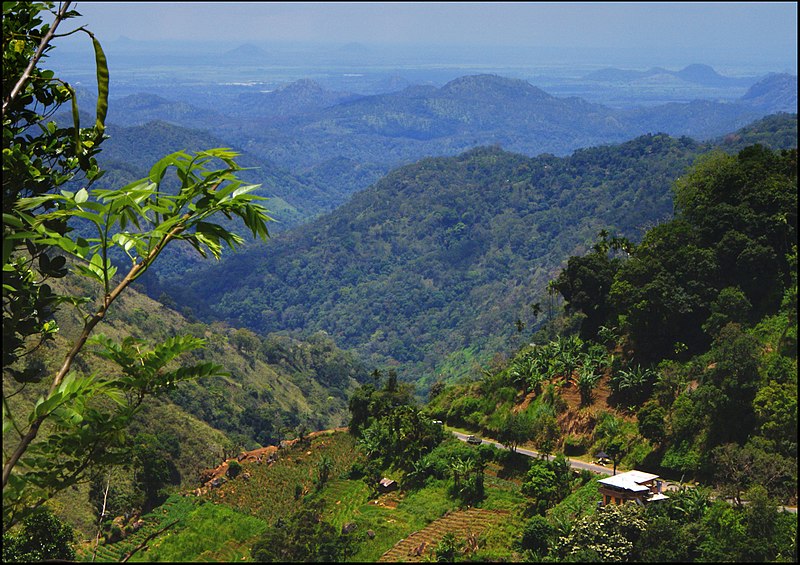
[675,63,725,82]
[739,73,798,111]
[113,92,177,111]
[741,73,796,98]
[584,63,755,88]
[680,63,717,73]
[276,78,326,94]
[439,74,551,99]
[223,43,270,61]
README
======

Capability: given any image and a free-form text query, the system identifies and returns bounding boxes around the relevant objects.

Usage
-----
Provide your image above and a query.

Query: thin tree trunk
[92,472,112,562]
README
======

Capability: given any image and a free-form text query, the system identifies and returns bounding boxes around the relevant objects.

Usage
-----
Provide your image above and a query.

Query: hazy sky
[73,2,795,47]
[67,1,796,69]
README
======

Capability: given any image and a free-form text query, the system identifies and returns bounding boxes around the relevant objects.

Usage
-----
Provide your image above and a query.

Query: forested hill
[101,73,795,214]
[219,73,779,172]
[152,115,795,388]
[90,120,334,226]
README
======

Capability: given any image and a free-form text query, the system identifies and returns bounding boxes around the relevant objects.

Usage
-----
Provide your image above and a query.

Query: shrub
[563,434,587,455]
[2,508,75,562]
[227,460,242,479]
[517,515,553,555]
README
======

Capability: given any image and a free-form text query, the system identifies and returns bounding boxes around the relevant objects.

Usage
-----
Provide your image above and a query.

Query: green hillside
[214,72,790,171]
[94,120,333,225]
[3,274,368,539]
[114,73,793,176]
[155,115,797,390]
[100,74,795,219]
[81,427,534,562]
[3,5,796,561]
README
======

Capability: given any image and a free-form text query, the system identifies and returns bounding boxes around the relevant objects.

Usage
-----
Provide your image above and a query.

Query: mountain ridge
[98,72,795,208]
[152,114,796,388]
[584,63,760,87]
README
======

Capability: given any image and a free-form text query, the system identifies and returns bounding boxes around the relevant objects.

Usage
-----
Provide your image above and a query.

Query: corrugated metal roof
[598,470,660,492]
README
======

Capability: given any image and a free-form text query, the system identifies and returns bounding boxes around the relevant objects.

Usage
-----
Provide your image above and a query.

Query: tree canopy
[3,1,272,530]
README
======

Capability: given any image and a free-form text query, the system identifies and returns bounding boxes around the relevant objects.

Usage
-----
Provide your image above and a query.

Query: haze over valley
[4,3,797,562]
[44,5,798,384]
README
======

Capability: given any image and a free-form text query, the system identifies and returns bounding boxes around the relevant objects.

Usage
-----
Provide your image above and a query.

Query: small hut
[378,477,398,493]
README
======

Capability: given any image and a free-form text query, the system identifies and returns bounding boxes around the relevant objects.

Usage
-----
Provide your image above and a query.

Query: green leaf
[112,233,136,253]
[231,183,261,199]
[55,371,79,396]
[68,209,104,227]
[31,391,65,422]
[2,213,25,228]
[115,178,157,195]
[73,263,104,283]
[2,236,14,267]
[3,403,14,435]
[149,152,189,184]
[91,35,109,134]
[63,83,85,165]
[15,194,61,211]
[101,387,127,407]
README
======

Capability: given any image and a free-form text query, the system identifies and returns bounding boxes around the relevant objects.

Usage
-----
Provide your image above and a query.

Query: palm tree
[546,279,559,319]
[450,457,472,492]
[597,325,619,349]
[555,347,581,387]
[576,365,601,406]
[672,486,712,521]
[610,364,655,404]
[405,458,430,489]
[508,357,531,393]
[593,229,610,253]
[583,344,610,374]
[527,363,547,396]
[315,455,333,490]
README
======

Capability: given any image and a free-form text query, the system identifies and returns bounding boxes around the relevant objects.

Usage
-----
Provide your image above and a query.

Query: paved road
[450,430,797,513]
[450,430,613,476]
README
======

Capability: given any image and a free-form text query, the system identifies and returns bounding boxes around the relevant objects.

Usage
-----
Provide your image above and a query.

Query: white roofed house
[598,470,669,507]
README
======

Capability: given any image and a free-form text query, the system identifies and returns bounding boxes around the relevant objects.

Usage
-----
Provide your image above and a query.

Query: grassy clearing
[128,502,267,562]
[312,478,372,530]
[548,477,601,527]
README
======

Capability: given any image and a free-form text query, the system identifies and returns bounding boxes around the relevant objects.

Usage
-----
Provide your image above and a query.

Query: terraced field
[206,430,364,524]
[75,432,525,562]
[316,478,373,530]
[377,507,510,562]
[128,502,267,562]
[77,495,200,562]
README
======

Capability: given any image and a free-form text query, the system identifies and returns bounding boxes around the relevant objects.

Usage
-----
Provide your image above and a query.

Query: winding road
[450,430,797,514]
[451,430,613,475]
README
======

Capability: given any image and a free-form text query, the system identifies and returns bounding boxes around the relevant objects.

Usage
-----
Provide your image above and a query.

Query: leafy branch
[2,3,273,530]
